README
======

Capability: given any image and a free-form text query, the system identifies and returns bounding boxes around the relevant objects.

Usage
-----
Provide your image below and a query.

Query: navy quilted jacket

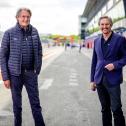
[0,23,42,81]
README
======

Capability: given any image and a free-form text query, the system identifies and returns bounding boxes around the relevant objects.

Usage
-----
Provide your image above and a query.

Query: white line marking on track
[69,78,78,82]
[39,79,53,90]
[0,110,13,117]
[69,82,78,86]
[70,73,78,76]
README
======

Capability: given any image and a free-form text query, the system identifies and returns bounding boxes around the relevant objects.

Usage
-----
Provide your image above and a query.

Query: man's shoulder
[31,25,40,38]
[4,26,17,34]
[112,32,126,42]
[94,35,101,42]
[31,25,38,33]
[113,32,124,38]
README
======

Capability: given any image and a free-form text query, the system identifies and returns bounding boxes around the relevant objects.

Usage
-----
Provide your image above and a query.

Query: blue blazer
[91,32,126,86]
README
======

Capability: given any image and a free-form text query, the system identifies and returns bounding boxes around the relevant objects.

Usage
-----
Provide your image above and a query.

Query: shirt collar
[16,23,32,33]
[102,31,113,42]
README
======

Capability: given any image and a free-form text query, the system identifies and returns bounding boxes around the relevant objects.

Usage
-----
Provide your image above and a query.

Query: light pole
[79,15,87,40]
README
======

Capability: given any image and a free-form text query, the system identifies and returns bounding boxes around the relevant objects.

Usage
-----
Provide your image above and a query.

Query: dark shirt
[20,26,34,70]
[101,32,113,57]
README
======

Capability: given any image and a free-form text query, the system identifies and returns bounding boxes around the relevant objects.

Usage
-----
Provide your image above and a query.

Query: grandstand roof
[82,0,109,20]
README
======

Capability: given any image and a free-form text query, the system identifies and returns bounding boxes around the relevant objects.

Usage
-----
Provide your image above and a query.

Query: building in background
[80,0,126,38]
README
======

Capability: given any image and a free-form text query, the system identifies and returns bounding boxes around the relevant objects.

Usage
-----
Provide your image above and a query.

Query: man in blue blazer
[90,16,126,126]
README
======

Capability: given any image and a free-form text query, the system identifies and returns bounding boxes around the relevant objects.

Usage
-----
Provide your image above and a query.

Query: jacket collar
[16,23,32,33]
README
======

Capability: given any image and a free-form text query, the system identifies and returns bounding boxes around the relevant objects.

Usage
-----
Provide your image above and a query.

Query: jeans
[96,76,125,126]
[10,70,45,126]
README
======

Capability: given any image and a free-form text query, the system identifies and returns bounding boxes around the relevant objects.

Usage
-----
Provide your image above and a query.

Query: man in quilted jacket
[0,8,45,126]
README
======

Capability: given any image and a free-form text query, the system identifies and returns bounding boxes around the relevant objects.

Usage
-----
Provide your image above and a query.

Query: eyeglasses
[20,15,31,19]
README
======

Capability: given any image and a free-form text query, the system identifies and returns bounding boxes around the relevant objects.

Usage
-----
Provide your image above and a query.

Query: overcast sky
[0,0,87,35]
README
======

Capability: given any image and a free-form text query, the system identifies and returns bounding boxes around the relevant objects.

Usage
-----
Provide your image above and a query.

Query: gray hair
[16,7,32,17]
[98,16,113,26]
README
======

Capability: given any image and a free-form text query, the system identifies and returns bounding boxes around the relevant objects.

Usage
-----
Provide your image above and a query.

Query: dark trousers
[96,77,125,126]
[10,70,45,126]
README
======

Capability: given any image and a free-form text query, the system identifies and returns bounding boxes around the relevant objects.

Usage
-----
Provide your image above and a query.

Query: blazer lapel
[98,35,104,59]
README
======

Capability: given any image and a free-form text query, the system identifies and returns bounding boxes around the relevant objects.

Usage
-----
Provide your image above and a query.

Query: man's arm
[90,44,97,82]
[0,31,10,81]
[0,31,11,89]
[36,30,42,75]
[90,43,97,91]
[113,37,126,69]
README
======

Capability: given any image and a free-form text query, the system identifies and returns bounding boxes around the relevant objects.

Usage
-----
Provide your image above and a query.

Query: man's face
[17,10,31,28]
[99,18,112,35]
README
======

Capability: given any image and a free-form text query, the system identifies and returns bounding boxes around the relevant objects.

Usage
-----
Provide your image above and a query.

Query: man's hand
[90,82,96,91]
[105,63,114,71]
[4,80,11,89]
